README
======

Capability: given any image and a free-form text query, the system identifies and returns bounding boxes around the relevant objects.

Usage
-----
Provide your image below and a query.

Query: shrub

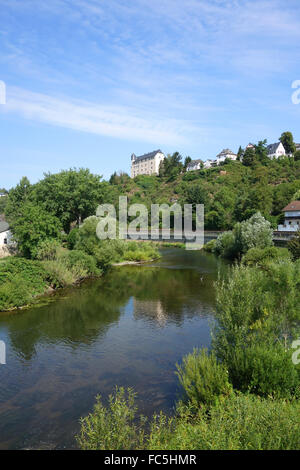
[288,230,300,260]
[0,257,47,310]
[176,349,232,409]
[78,389,300,450]
[214,231,237,259]
[67,228,79,250]
[77,388,145,450]
[35,238,61,260]
[234,212,273,256]
[228,343,300,398]
[148,394,300,450]
[202,239,216,253]
[242,246,291,267]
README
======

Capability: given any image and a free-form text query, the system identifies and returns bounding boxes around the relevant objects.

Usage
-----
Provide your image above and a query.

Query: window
[4,238,7,245]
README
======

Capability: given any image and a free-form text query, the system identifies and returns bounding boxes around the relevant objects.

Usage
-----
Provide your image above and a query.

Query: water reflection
[0,249,228,449]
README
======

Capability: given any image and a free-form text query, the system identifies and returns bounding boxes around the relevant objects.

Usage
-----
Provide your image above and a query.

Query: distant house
[131,150,165,177]
[277,201,300,232]
[295,143,300,152]
[0,221,12,246]
[267,142,286,159]
[216,149,237,165]
[0,193,6,198]
[246,143,255,150]
[187,159,203,171]
[203,159,214,169]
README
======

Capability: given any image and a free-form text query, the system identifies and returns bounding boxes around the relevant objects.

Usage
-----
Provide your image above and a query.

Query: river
[0,248,228,449]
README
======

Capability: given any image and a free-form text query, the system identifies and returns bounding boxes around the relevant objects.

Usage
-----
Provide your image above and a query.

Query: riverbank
[0,240,160,313]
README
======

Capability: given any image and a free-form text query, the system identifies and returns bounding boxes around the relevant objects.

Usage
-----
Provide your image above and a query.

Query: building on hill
[245,143,255,151]
[267,142,286,159]
[203,159,214,169]
[186,159,203,171]
[277,201,300,232]
[131,150,165,177]
[216,149,237,165]
[0,221,12,246]
[295,143,300,152]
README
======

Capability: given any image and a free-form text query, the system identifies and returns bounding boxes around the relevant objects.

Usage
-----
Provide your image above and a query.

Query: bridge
[126,230,296,245]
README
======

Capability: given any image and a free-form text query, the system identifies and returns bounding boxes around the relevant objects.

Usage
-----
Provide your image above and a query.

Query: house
[0,221,12,246]
[295,143,300,152]
[277,201,300,232]
[203,159,214,169]
[131,150,165,177]
[0,192,6,198]
[246,143,255,150]
[216,149,237,165]
[267,142,286,159]
[187,159,203,171]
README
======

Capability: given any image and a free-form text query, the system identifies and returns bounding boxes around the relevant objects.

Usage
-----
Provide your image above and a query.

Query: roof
[188,159,203,166]
[282,201,300,212]
[132,149,163,163]
[216,149,236,158]
[267,142,282,154]
[0,221,9,233]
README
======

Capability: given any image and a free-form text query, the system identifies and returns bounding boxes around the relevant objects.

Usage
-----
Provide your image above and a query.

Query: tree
[32,168,104,232]
[159,152,183,180]
[242,147,256,167]
[234,212,273,257]
[237,146,244,160]
[183,156,192,172]
[5,177,32,220]
[10,202,62,258]
[255,140,269,164]
[294,150,300,161]
[279,132,296,155]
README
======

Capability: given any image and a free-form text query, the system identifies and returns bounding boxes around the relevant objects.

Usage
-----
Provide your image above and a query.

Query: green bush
[148,393,300,450]
[0,257,47,310]
[78,389,300,450]
[176,349,232,409]
[242,246,291,267]
[288,230,300,260]
[35,238,62,261]
[67,228,79,250]
[228,343,300,398]
[202,239,216,253]
[214,231,237,259]
[77,388,145,450]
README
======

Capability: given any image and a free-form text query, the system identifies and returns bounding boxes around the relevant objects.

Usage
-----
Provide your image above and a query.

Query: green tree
[10,202,62,258]
[242,147,256,167]
[279,131,296,155]
[32,168,104,232]
[5,177,32,220]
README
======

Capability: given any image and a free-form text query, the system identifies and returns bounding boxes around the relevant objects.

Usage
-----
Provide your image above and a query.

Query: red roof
[282,201,300,212]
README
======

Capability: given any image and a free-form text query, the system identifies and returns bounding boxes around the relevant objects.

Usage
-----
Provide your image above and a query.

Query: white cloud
[1,87,198,144]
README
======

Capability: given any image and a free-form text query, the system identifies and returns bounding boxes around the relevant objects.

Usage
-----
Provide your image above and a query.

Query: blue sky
[0,0,300,188]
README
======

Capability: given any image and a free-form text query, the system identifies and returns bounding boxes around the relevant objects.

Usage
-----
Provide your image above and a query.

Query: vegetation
[77,387,300,450]
[77,255,300,450]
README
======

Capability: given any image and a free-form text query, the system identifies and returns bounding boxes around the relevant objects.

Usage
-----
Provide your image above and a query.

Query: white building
[267,142,286,159]
[216,149,237,165]
[277,201,300,232]
[0,221,12,246]
[187,159,203,171]
[131,150,165,178]
[203,160,214,169]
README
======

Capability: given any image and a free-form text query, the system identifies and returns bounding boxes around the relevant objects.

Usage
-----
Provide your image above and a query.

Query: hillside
[110,158,300,230]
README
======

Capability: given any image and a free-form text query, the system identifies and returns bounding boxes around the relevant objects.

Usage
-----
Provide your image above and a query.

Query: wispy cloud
[2,87,198,144]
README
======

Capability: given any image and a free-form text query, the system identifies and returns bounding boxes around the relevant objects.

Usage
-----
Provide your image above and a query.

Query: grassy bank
[0,239,160,312]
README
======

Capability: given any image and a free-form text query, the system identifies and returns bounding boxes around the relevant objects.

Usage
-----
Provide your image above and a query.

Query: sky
[0,0,300,188]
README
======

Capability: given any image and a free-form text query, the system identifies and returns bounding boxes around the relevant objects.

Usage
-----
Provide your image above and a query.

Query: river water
[0,248,228,449]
